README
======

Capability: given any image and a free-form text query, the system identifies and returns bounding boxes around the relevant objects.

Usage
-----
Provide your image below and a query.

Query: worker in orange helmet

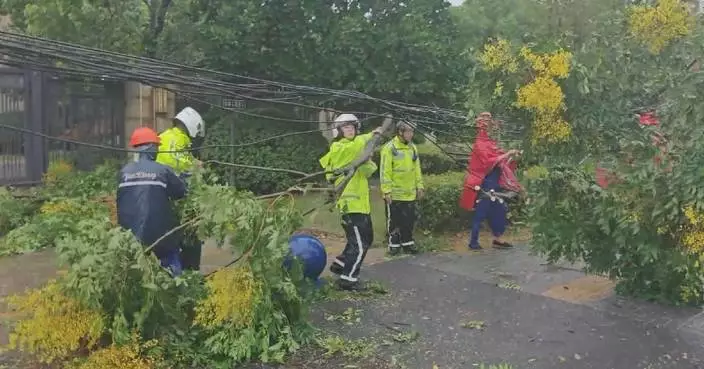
[117,127,188,276]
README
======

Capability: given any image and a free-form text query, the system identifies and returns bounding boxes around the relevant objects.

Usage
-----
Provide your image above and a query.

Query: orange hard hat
[129,127,160,147]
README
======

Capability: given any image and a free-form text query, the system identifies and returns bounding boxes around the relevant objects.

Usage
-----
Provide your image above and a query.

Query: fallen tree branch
[256,185,331,200]
[144,217,201,254]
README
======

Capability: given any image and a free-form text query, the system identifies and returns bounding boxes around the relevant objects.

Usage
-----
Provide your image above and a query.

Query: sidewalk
[3,241,704,368]
[306,246,704,369]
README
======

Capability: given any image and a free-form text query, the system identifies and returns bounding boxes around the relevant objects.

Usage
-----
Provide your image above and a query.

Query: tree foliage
[0,0,152,54]
[468,0,704,304]
[159,0,464,105]
[5,168,314,367]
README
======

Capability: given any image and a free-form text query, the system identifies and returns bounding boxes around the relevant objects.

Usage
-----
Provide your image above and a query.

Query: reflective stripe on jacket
[156,127,195,173]
[319,132,377,214]
[379,136,424,201]
[117,152,187,259]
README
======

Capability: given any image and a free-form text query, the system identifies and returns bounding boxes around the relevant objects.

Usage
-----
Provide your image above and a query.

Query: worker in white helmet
[320,113,385,291]
[380,121,424,255]
[156,106,205,271]
[156,107,205,173]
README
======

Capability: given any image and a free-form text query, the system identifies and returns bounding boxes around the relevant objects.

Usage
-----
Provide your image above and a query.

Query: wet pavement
[341,253,704,368]
[2,238,704,368]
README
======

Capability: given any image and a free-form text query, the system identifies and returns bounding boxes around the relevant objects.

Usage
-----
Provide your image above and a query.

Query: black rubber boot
[403,244,419,255]
[329,263,343,275]
[336,278,366,292]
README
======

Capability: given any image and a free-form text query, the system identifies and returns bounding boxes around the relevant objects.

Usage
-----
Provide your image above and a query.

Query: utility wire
[0,30,470,118]
[0,123,331,154]
[0,31,506,128]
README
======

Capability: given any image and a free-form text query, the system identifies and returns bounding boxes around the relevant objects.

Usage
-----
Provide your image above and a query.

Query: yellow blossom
[479,38,518,73]
[684,205,702,226]
[493,81,504,97]
[40,199,82,216]
[628,0,693,54]
[516,76,565,114]
[545,50,572,79]
[683,230,704,254]
[519,47,572,79]
[43,160,74,185]
[682,205,704,254]
[531,113,571,144]
[73,341,158,369]
[194,265,260,329]
[625,212,641,224]
[5,280,104,363]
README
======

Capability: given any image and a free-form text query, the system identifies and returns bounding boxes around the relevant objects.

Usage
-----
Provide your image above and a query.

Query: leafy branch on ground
[2,167,317,368]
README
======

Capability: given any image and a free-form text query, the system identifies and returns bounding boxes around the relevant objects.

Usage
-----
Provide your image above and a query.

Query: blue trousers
[159,249,183,277]
[469,197,508,247]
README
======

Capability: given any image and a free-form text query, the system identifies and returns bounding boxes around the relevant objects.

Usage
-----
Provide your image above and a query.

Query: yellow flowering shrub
[5,280,104,364]
[39,198,84,216]
[531,113,572,145]
[519,47,572,79]
[682,205,704,253]
[477,38,573,146]
[628,0,693,54]
[516,76,564,114]
[516,47,573,145]
[194,265,261,329]
[479,38,518,73]
[684,205,702,226]
[43,160,74,186]
[73,339,160,369]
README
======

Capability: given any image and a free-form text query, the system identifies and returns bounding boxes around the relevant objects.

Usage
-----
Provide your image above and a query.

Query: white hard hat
[332,113,360,139]
[334,113,359,124]
[174,107,204,138]
[334,113,361,129]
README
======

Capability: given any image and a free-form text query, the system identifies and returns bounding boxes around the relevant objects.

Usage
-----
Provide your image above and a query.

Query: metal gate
[0,69,125,186]
[0,68,30,185]
[45,76,125,172]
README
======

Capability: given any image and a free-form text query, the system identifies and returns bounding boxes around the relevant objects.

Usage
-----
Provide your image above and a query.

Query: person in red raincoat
[459,112,523,250]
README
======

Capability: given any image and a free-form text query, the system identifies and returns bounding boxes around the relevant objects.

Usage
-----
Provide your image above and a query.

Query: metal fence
[0,68,124,185]
[0,68,29,185]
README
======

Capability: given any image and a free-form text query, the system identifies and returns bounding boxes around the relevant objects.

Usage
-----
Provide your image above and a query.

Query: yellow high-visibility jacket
[379,136,424,201]
[319,133,377,214]
[156,127,195,173]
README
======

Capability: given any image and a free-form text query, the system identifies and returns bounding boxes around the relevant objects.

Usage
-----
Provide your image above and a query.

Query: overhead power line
[0,30,522,129]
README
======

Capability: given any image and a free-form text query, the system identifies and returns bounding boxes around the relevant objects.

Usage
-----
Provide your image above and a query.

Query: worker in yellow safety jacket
[156,107,205,173]
[320,113,385,291]
[379,121,424,256]
[156,106,205,271]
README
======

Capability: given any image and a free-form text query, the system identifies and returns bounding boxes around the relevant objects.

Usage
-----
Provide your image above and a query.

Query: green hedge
[417,171,467,232]
[201,112,329,194]
[416,170,526,233]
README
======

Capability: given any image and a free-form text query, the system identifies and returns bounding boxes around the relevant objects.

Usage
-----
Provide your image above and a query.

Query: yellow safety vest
[379,136,424,201]
[156,127,195,173]
[319,133,377,214]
